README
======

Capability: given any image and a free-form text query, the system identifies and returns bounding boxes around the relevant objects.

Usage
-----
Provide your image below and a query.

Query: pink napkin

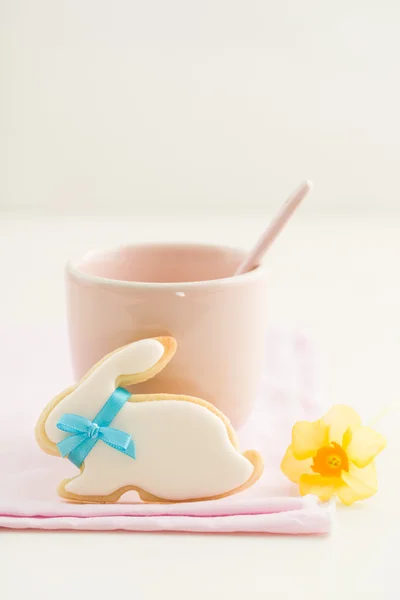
[0,325,333,534]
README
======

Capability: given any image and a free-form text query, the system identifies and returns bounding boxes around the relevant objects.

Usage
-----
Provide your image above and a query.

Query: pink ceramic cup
[66,243,267,428]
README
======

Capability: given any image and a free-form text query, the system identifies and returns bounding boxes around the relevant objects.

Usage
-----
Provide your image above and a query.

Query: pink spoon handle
[235,180,312,275]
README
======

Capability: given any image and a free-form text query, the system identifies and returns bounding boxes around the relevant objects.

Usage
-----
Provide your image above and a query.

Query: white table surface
[1,214,399,600]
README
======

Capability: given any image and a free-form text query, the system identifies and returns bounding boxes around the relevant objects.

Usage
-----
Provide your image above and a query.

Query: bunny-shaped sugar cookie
[35,337,263,503]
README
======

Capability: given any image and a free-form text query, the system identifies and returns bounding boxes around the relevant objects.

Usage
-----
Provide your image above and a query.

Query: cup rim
[66,242,265,289]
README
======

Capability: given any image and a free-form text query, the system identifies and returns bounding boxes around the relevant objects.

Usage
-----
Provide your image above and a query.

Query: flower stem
[369,401,400,427]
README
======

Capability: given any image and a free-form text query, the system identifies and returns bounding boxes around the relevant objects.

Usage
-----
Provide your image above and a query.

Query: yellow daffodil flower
[281,405,386,505]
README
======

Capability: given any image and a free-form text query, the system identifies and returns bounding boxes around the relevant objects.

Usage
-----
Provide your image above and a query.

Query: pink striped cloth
[0,325,334,534]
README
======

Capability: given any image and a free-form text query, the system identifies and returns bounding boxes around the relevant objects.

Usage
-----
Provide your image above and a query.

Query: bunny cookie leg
[58,466,101,499]
[135,449,263,503]
[57,448,263,504]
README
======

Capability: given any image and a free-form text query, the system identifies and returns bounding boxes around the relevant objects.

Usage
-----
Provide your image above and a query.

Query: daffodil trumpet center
[311,442,349,477]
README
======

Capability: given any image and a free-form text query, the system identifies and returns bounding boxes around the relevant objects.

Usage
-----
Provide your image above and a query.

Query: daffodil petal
[346,426,387,468]
[299,474,340,502]
[322,405,362,445]
[280,445,313,484]
[342,427,352,450]
[291,419,329,459]
[338,461,378,505]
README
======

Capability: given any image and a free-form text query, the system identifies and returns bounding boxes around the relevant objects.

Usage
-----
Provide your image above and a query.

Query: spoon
[234,180,313,275]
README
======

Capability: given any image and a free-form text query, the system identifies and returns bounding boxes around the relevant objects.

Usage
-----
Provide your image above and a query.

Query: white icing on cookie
[43,337,258,502]
[63,400,253,500]
[45,338,164,441]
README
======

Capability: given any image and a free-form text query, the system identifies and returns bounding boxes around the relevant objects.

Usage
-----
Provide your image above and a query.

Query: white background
[1,0,400,216]
[1,3,400,599]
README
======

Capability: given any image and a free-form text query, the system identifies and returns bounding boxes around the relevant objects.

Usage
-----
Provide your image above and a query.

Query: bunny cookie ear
[85,336,177,389]
[35,336,177,456]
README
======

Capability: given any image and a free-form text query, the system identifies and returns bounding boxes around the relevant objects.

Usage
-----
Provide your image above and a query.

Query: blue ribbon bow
[56,387,136,468]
